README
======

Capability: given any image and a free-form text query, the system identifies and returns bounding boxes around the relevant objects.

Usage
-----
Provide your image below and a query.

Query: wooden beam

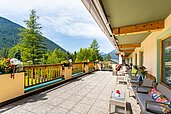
[120,50,134,53]
[118,44,141,48]
[113,20,164,36]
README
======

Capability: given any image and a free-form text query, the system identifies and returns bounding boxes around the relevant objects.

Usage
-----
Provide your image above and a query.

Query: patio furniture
[136,84,171,114]
[116,74,127,84]
[133,78,155,94]
[109,90,127,114]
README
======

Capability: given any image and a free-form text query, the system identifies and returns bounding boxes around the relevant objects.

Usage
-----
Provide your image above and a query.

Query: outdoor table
[109,91,127,114]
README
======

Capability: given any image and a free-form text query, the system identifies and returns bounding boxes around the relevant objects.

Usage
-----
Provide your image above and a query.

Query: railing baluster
[41,67,44,83]
[31,68,34,85]
[27,68,30,86]
[38,67,40,83]
[35,67,37,84]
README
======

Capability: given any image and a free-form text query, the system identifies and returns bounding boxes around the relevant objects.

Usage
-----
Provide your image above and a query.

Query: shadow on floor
[0,93,48,113]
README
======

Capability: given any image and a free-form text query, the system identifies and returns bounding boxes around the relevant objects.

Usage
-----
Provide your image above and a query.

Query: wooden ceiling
[100,0,171,56]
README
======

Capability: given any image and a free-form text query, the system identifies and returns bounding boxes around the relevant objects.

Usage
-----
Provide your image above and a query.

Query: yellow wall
[141,32,161,76]
[0,73,24,103]
[128,13,171,78]
[64,67,72,80]
[129,48,142,66]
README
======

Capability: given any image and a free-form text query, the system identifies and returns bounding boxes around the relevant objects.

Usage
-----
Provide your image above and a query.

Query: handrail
[24,64,63,68]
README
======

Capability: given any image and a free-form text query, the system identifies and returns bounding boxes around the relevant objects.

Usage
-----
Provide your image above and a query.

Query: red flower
[116,90,120,94]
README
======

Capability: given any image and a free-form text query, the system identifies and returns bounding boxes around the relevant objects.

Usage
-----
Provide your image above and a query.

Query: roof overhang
[82,0,171,56]
[81,0,119,51]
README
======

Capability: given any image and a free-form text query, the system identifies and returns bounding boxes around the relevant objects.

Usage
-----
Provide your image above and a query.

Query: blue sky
[0,0,114,53]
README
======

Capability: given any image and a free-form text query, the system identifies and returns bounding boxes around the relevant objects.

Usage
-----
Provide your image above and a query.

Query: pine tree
[90,39,100,51]
[89,39,100,61]
[19,10,46,64]
[0,48,9,58]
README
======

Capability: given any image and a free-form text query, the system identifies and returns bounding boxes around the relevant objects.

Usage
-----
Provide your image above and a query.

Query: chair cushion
[148,88,161,100]
[142,78,154,87]
[136,93,162,113]
[132,86,152,93]
[148,86,171,113]
[156,95,171,113]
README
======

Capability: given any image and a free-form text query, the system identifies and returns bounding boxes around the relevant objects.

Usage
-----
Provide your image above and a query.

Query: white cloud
[0,0,106,39]
[0,0,114,52]
[40,16,105,39]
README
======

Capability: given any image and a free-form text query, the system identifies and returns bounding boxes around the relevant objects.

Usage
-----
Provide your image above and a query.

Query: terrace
[0,70,140,114]
[1,0,171,114]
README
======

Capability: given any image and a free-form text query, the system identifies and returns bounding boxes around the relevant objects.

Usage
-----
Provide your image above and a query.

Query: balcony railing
[23,62,97,92]
[72,63,84,74]
[88,62,95,72]
[24,64,63,88]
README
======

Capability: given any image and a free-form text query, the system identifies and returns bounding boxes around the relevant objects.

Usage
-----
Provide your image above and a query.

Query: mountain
[99,52,107,58]
[108,50,118,59]
[0,16,65,51]
[100,50,118,60]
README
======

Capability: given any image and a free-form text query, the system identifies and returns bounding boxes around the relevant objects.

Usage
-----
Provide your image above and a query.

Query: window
[162,37,171,86]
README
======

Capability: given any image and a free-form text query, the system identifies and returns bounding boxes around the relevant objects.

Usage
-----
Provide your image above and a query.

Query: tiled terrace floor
[0,71,141,114]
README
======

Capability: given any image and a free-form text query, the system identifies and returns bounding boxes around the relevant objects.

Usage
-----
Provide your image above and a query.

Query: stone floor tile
[45,97,65,106]
[48,107,69,114]
[93,99,109,110]
[2,108,34,114]
[72,103,91,114]
[59,100,77,110]
[86,92,100,99]
[88,106,108,114]
[67,111,80,114]
[79,97,96,105]
[67,95,82,102]
[58,92,73,99]
[31,103,54,114]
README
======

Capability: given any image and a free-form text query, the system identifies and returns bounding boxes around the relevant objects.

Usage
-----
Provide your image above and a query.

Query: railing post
[95,62,98,70]
[84,63,89,73]
[64,66,72,80]
[95,63,101,71]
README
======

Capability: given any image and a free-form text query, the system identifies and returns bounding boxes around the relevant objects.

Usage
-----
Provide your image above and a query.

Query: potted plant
[139,66,148,77]
[0,58,24,77]
[0,58,24,102]
[61,60,70,67]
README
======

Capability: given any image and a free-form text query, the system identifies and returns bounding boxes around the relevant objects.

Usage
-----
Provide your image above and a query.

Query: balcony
[0,64,140,114]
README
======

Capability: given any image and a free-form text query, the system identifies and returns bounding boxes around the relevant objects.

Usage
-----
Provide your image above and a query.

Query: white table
[109,91,127,114]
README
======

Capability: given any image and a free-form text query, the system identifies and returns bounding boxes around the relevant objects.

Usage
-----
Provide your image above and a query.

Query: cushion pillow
[156,95,171,113]
[148,88,171,113]
[148,88,161,100]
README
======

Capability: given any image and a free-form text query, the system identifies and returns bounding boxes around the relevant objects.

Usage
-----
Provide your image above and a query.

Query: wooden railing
[23,62,97,90]
[88,62,95,72]
[24,64,63,88]
[72,63,84,74]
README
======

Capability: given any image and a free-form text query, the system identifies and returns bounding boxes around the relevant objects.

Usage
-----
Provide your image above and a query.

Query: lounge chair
[136,84,171,114]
